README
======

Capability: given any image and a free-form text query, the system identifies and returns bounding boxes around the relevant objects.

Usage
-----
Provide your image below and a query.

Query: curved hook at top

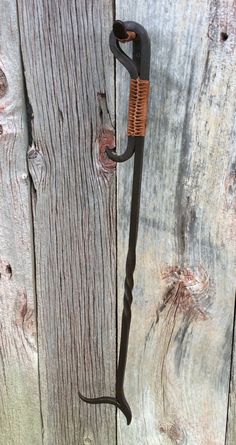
[110,20,151,80]
[106,21,151,163]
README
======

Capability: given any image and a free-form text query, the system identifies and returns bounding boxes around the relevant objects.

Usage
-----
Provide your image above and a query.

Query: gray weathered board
[0,1,42,444]
[116,1,236,444]
[17,0,117,444]
[0,0,235,444]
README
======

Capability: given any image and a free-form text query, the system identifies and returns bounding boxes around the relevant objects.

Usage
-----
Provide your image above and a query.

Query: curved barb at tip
[78,391,132,425]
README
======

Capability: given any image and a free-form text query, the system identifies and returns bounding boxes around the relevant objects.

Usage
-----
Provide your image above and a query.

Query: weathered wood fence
[0,0,236,444]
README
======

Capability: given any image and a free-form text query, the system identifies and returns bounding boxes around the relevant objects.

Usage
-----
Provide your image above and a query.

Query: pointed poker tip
[120,400,132,425]
[126,412,132,425]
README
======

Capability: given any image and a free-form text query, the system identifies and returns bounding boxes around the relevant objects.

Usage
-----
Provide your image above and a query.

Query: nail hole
[6,264,12,277]
[0,124,3,135]
[221,32,228,41]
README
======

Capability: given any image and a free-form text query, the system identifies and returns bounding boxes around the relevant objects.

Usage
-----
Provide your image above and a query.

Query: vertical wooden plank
[226,306,236,444]
[0,0,42,443]
[17,1,116,444]
[116,1,236,444]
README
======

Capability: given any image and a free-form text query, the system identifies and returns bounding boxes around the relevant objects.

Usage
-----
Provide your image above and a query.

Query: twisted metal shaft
[79,141,144,425]
[115,138,144,424]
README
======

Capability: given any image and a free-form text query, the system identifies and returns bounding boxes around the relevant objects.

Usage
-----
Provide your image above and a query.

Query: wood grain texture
[17,1,116,444]
[226,301,236,445]
[116,1,236,444]
[0,0,42,444]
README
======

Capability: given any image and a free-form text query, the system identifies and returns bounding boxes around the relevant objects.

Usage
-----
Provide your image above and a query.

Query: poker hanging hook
[79,20,151,425]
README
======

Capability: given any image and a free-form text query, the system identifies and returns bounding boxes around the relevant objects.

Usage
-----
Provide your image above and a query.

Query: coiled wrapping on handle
[128,78,150,136]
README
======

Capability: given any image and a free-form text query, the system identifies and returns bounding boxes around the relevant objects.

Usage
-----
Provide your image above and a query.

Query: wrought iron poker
[79,20,151,425]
